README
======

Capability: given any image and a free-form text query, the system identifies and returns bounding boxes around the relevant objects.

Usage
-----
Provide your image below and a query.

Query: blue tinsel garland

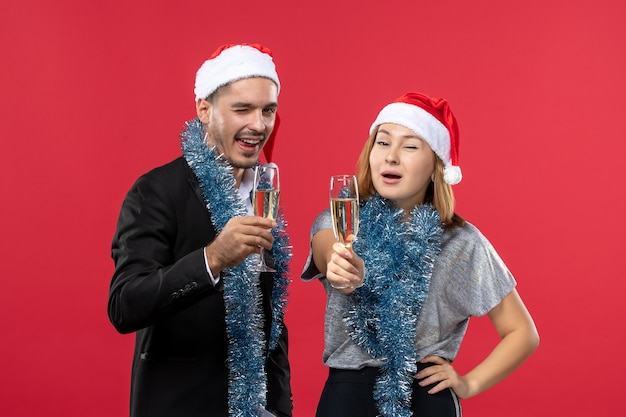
[346,197,443,417]
[181,118,291,417]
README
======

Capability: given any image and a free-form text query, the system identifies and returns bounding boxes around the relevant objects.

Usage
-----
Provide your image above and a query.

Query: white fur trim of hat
[194,44,280,102]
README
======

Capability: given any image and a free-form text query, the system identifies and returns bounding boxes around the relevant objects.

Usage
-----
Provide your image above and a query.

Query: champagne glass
[329,175,361,288]
[252,163,280,272]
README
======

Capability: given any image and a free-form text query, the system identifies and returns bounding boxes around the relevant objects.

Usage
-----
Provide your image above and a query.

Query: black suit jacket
[108,157,292,417]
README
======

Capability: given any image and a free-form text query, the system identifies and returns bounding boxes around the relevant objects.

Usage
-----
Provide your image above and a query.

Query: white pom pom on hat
[369,92,462,185]
[193,43,280,102]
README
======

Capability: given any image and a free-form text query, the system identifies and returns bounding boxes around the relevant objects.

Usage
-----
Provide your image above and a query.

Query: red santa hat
[194,43,281,161]
[369,92,462,185]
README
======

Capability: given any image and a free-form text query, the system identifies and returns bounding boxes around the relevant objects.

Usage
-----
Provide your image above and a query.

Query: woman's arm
[417,289,539,399]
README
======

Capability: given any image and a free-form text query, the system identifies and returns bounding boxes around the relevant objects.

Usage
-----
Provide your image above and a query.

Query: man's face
[198,77,278,169]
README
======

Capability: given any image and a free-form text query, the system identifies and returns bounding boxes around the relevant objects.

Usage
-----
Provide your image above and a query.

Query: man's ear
[196,98,211,124]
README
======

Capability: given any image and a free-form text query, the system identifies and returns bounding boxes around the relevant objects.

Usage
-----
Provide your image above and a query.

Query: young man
[109,44,292,417]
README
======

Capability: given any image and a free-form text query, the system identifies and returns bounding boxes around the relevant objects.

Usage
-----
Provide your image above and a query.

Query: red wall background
[1,0,625,415]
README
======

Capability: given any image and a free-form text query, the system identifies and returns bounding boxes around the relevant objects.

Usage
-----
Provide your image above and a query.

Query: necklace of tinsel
[181,118,291,417]
[346,196,443,417]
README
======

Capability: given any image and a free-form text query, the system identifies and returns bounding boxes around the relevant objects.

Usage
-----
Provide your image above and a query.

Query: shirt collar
[238,168,254,215]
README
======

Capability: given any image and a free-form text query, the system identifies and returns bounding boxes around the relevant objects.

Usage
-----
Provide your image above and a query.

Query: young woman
[301,92,539,417]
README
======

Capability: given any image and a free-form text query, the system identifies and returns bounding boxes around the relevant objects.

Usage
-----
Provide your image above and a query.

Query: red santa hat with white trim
[194,43,281,161]
[369,92,462,185]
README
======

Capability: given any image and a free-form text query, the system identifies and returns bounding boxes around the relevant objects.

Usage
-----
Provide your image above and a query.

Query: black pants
[316,364,461,417]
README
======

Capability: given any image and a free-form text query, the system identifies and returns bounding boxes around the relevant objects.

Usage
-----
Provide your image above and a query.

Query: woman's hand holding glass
[325,241,365,291]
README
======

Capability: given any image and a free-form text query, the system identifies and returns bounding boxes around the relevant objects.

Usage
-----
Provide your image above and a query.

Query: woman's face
[369,123,435,214]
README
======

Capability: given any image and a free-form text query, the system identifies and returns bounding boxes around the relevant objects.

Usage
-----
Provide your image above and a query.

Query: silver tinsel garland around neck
[180,118,291,417]
[346,197,443,417]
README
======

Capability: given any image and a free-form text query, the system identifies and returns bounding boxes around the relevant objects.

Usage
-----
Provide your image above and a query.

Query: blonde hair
[356,127,465,229]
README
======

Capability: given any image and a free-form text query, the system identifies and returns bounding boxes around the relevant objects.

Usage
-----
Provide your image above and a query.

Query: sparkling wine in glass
[252,163,280,272]
[329,175,360,288]
[329,175,359,249]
